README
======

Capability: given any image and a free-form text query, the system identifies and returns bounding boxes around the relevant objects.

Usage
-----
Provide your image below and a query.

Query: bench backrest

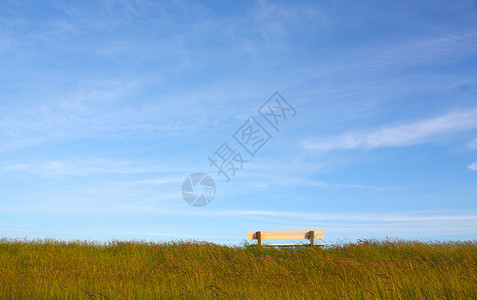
[247,230,324,240]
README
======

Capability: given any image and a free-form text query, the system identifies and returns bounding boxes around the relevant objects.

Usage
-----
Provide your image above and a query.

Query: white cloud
[198,210,477,222]
[468,162,477,171]
[467,138,477,149]
[130,178,182,185]
[3,159,188,177]
[304,108,477,151]
[8,200,474,225]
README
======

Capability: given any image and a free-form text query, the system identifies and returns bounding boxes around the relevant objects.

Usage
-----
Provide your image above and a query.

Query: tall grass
[1,238,476,298]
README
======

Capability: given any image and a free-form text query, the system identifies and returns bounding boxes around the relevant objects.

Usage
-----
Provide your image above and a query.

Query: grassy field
[0,238,476,299]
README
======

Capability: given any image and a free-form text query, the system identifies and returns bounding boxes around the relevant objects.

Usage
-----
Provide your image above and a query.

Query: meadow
[0,238,476,299]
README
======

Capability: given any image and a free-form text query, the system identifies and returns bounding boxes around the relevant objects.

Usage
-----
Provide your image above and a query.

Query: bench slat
[260,243,325,247]
[258,234,324,240]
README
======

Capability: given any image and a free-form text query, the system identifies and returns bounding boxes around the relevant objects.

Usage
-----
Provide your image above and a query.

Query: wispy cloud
[3,159,188,178]
[129,178,183,186]
[467,138,477,149]
[0,78,140,153]
[368,29,477,71]
[6,199,474,225]
[468,162,477,171]
[194,210,477,222]
[5,162,67,176]
[303,108,477,151]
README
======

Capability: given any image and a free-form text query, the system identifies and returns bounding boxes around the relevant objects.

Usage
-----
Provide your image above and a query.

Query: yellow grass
[1,238,476,299]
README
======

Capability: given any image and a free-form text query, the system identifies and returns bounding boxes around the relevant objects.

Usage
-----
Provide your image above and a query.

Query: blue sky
[1,0,476,245]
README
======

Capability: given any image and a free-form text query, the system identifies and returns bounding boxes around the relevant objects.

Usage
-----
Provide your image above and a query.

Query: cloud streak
[467,138,477,149]
[3,159,190,177]
[468,162,477,171]
[197,210,477,222]
[304,107,477,151]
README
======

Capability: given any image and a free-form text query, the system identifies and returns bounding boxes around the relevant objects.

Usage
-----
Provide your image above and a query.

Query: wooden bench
[247,230,324,247]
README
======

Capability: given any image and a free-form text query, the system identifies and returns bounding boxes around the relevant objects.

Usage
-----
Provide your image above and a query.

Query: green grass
[1,238,476,299]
